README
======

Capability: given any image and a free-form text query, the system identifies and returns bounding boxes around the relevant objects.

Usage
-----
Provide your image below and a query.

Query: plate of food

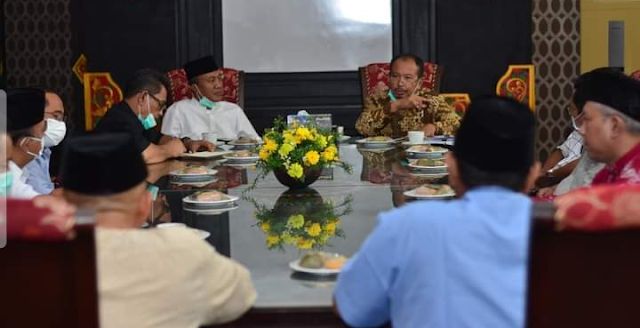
[169,166,218,182]
[406,145,448,159]
[182,191,239,211]
[404,184,455,199]
[222,150,260,163]
[228,137,261,149]
[183,204,240,215]
[408,158,448,174]
[355,136,401,148]
[181,150,233,159]
[289,252,348,275]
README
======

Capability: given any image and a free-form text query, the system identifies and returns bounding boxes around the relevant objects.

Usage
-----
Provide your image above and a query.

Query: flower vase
[273,166,323,189]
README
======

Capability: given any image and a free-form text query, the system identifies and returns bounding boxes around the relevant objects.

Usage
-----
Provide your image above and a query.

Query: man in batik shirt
[355,54,460,138]
[577,69,640,185]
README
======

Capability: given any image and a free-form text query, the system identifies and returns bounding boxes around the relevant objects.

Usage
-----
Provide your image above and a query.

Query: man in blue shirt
[334,96,541,328]
[25,91,67,194]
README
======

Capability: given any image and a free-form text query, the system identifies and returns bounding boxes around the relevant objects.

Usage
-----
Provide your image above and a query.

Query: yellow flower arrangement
[250,118,352,188]
[247,189,353,250]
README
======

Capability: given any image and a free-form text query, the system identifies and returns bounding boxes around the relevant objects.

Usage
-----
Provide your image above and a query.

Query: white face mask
[43,118,67,148]
[20,137,44,159]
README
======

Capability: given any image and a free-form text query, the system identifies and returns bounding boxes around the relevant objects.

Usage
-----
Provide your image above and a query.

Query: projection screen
[222,0,392,73]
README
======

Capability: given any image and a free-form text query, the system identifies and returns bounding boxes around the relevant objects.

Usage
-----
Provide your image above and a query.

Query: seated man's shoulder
[381,200,458,228]
[169,98,198,110]
[98,227,212,255]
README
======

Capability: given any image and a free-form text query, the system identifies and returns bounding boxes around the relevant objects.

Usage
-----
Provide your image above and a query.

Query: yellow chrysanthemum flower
[266,234,280,247]
[306,223,321,237]
[283,132,296,144]
[295,127,312,141]
[259,149,270,160]
[322,150,335,161]
[278,143,295,157]
[261,222,271,232]
[282,233,297,245]
[317,135,328,148]
[324,222,337,235]
[325,145,338,154]
[263,138,278,152]
[287,163,304,179]
[297,237,314,249]
[303,151,320,166]
[286,214,305,228]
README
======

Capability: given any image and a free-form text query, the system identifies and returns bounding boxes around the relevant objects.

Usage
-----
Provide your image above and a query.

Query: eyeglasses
[147,92,168,112]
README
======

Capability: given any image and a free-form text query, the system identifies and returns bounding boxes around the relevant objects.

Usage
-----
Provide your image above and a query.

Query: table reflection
[245,188,353,251]
[143,142,453,308]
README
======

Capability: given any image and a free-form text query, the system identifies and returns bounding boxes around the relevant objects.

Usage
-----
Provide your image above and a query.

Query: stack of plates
[408,159,448,177]
[222,152,260,166]
[182,192,239,214]
[355,137,400,151]
[169,168,218,183]
[405,145,448,159]
[228,139,260,150]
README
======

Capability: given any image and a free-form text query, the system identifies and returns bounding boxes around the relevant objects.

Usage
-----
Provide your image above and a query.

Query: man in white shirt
[161,56,260,142]
[60,132,256,328]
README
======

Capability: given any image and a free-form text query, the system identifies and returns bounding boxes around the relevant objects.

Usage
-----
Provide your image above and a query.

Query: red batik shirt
[591,142,640,185]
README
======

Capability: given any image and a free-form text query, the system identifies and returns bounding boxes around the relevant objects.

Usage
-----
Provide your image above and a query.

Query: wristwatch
[546,168,556,178]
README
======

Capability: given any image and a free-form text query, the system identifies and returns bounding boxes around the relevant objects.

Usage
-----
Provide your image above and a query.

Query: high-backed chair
[527,191,640,328]
[441,93,471,117]
[496,64,536,111]
[167,68,246,109]
[1,200,99,328]
[359,62,443,104]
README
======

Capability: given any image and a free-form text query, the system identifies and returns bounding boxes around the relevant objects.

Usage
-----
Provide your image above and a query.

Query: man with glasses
[161,56,260,142]
[24,90,67,194]
[577,69,640,185]
[356,53,460,138]
[95,69,206,164]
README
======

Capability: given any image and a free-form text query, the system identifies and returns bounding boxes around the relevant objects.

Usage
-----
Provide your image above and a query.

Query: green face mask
[138,96,157,130]
[199,96,217,110]
[388,90,397,102]
[0,171,14,196]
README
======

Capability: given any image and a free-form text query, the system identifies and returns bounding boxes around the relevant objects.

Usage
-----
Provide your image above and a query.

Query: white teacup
[202,132,218,143]
[408,131,425,144]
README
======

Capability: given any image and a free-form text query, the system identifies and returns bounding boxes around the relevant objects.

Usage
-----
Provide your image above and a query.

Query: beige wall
[581,0,640,73]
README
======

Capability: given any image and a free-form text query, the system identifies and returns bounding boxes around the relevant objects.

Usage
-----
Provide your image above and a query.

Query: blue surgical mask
[388,90,397,102]
[138,96,157,130]
[0,171,14,196]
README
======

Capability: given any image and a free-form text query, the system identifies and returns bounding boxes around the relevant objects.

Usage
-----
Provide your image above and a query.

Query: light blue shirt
[25,148,54,194]
[335,187,532,328]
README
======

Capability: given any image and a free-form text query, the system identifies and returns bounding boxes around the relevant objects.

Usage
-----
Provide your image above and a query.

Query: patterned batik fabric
[355,89,460,138]
[591,142,640,185]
